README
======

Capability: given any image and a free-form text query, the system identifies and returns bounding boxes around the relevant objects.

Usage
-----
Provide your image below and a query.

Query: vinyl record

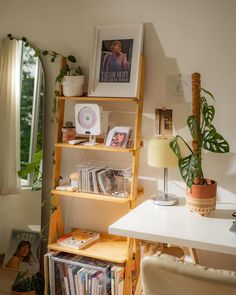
[77,106,98,129]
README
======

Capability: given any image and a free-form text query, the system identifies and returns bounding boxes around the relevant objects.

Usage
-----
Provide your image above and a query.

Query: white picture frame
[88,24,144,98]
[3,229,40,273]
[105,126,131,147]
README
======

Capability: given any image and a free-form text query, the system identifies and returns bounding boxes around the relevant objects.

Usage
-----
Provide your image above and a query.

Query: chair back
[141,254,236,295]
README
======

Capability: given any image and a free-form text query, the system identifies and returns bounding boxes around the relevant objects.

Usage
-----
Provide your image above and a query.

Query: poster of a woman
[99,39,133,83]
[3,229,40,272]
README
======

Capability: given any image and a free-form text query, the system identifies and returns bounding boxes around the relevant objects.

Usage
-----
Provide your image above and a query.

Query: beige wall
[0,0,236,269]
[0,190,41,253]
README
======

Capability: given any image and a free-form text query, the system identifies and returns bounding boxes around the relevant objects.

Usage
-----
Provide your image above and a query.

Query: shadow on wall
[202,152,236,197]
[141,23,236,202]
[142,22,191,126]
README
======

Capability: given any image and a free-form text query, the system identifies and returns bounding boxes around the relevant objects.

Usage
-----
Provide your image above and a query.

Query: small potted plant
[56,64,84,97]
[62,121,76,143]
[170,73,229,215]
[11,271,44,295]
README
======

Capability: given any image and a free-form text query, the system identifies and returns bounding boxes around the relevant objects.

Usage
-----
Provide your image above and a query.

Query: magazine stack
[44,252,125,295]
[57,229,100,250]
[77,163,131,198]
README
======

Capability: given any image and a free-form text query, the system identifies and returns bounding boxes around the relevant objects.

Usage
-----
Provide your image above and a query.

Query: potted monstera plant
[170,73,229,215]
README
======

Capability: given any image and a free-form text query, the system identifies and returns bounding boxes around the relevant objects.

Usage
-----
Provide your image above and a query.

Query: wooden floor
[0,261,17,295]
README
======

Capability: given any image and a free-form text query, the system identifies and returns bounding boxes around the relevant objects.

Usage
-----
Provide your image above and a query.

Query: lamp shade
[147,136,177,168]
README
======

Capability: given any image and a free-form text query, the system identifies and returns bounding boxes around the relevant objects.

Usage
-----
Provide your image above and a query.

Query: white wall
[0,190,41,253]
[0,0,236,269]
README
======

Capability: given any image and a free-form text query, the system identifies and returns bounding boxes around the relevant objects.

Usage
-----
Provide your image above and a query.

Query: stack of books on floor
[45,252,125,295]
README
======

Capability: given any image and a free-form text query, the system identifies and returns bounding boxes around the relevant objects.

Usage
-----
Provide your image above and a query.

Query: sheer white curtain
[0,38,22,195]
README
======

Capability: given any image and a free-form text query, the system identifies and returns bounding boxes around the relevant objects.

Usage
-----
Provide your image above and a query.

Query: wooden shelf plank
[55,142,136,153]
[51,187,144,203]
[58,95,139,102]
[51,190,130,203]
[47,234,127,263]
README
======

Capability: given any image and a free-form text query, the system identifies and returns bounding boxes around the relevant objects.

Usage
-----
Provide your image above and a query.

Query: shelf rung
[58,95,140,102]
[47,233,127,263]
[51,187,144,203]
[55,142,136,153]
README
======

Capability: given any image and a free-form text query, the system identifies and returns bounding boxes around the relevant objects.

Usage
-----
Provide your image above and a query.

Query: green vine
[7,33,76,64]
[7,33,82,119]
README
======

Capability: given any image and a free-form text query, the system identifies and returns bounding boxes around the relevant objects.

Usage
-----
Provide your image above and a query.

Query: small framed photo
[88,24,144,97]
[105,126,131,147]
[3,229,40,273]
[155,108,173,136]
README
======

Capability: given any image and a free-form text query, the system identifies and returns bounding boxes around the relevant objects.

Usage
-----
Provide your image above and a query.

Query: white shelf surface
[109,198,236,256]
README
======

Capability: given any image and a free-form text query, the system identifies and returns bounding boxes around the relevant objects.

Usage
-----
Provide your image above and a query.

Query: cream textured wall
[0,190,41,253]
[0,0,236,269]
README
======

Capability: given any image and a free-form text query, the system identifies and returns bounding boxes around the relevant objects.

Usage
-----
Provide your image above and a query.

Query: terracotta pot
[11,291,36,295]
[61,127,76,143]
[186,179,217,216]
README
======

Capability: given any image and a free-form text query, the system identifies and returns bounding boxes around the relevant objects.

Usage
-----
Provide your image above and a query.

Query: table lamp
[147,136,178,206]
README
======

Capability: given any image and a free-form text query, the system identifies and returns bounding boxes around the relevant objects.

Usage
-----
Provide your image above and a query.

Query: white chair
[141,254,236,295]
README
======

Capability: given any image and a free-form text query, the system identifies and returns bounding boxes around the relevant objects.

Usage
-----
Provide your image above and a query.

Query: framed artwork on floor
[88,24,144,98]
[3,229,40,273]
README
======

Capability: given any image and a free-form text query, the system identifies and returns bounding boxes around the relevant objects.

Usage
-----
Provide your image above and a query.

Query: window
[20,44,44,187]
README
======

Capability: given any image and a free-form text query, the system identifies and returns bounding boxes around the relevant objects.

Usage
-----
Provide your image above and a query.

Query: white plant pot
[62,75,85,97]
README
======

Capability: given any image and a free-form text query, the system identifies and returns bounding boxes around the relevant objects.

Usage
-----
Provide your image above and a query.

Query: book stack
[44,252,125,295]
[57,229,100,250]
[77,164,131,197]
[111,266,125,295]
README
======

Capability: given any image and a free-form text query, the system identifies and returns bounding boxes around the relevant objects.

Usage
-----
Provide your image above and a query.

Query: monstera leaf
[187,115,198,140]
[202,130,230,153]
[179,154,202,188]
[169,136,182,158]
[202,104,215,126]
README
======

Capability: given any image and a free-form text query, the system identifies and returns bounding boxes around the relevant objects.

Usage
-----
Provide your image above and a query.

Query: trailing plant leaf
[68,55,76,63]
[202,130,230,153]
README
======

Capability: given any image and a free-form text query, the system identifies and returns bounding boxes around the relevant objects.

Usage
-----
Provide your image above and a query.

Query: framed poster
[3,229,40,273]
[105,126,131,147]
[155,108,173,136]
[88,24,144,97]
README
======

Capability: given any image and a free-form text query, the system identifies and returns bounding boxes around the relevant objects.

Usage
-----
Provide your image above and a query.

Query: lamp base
[152,194,178,206]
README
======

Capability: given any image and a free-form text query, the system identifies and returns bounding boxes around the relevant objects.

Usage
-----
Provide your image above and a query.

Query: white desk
[109,199,236,256]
